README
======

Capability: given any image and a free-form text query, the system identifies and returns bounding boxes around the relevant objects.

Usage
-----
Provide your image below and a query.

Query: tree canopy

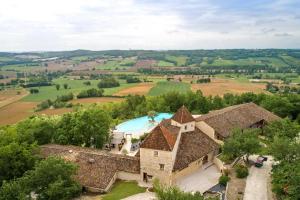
[222,128,261,162]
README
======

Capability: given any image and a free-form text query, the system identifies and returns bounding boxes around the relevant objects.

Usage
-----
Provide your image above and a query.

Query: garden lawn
[102,181,146,200]
[148,81,191,96]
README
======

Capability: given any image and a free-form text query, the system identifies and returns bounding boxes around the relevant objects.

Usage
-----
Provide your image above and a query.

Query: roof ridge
[159,124,174,150]
[199,103,252,120]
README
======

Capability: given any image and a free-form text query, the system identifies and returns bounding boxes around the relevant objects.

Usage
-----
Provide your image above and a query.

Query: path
[176,164,221,193]
[122,192,156,200]
[243,156,273,200]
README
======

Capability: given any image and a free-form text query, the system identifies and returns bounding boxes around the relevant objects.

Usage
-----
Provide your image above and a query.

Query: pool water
[115,113,173,138]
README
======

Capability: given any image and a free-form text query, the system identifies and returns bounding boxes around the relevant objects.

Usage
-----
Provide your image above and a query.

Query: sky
[0,0,300,51]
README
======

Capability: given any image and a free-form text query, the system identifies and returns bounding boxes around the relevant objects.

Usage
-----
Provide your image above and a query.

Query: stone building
[139,106,219,185]
[41,103,280,192]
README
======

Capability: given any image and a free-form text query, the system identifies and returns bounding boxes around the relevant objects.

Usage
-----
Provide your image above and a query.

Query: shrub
[83,81,91,86]
[77,88,104,98]
[52,101,66,109]
[36,99,52,111]
[30,88,39,94]
[219,175,230,186]
[131,138,139,144]
[126,77,141,83]
[97,77,120,88]
[57,93,74,102]
[235,165,249,178]
[154,180,208,200]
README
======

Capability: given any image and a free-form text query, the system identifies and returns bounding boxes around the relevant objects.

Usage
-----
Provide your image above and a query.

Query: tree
[223,128,261,162]
[263,118,300,141]
[0,142,38,185]
[0,157,81,200]
[63,83,68,89]
[25,157,81,200]
[260,95,294,118]
[16,116,57,145]
[268,136,300,162]
[148,110,157,122]
[0,179,30,200]
[97,77,120,88]
[55,84,60,90]
[271,160,300,200]
[55,107,112,148]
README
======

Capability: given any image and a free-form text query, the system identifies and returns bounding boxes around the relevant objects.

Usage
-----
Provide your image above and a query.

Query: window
[184,125,187,130]
[154,151,158,157]
[159,164,165,171]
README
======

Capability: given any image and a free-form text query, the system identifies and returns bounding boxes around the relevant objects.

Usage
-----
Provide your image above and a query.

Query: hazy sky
[0,0,300,51]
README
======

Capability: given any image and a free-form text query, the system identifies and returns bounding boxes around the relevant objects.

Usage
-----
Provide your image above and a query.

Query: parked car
[255,156,268,167]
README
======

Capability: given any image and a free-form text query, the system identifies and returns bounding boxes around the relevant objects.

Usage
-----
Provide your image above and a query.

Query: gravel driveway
[243,156,273,200]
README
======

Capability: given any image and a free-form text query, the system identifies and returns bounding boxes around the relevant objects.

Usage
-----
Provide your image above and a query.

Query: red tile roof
[196,102,280,138]
[173,127,219,171]
[40,144,140,191]
[140,124,177,151]
[171,105,195,124]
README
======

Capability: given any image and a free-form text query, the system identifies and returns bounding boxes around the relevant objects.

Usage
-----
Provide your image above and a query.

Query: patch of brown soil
[37,108,72,115]
[0,101,37,125]
[192,79,267,96]
[114,83,155,96]
[71,97,124,104]
[0,89,29,108]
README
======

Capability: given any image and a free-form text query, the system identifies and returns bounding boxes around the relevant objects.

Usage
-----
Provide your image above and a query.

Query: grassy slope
[202,57,288,68]
[157,60,175,67]
[96,58,136,70]
[102,181,146,200]
[22,78,138,102]
[148,81,191,96]
[165,55,187,66]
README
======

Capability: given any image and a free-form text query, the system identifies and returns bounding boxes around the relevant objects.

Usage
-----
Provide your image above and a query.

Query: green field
[102,181,146,200]
[157,60,175,67]
[202,57,288,68]
[0,64,41,71]
[148,81,191,96]
[280,55,300,66]
[96,58,136,70]
[22,78,138,102]
[165,55,187,66]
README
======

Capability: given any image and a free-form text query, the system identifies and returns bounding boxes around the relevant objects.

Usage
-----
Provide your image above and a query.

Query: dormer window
[154,151,158,157]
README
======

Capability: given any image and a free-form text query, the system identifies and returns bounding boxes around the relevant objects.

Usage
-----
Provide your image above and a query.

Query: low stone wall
[117,171,140,182]
[213,155,226,172]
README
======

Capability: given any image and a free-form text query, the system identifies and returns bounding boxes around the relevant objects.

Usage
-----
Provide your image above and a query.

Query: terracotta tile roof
[196,102,280,138]
[140,124,177,151]
[173,127,219,171]
[161,119,181,135]
[171,105,195,124]
[40,144,140,191]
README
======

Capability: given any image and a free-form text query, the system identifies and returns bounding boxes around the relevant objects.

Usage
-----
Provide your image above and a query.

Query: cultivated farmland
[148,81,191,96]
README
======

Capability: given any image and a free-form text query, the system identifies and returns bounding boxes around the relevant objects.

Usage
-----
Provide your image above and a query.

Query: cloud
[0,0,299,51]
[274,33,293,37]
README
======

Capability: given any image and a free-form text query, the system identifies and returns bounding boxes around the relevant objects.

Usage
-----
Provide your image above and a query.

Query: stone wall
[140,148,173,185]
[171,151,215,184]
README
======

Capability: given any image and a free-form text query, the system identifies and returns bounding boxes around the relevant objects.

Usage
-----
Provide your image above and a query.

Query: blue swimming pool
[115,113,173,137]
